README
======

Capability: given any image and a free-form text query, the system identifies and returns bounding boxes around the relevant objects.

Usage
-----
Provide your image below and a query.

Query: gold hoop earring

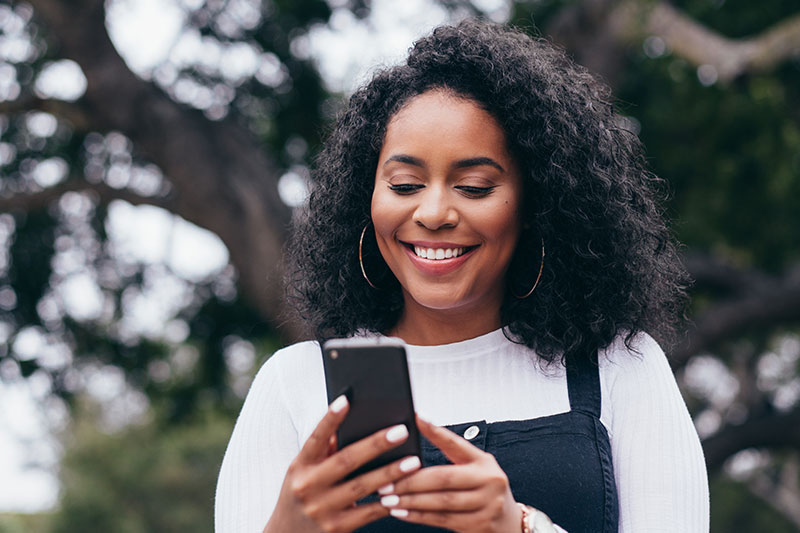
[359,222,379,289]
[512,239,545,299]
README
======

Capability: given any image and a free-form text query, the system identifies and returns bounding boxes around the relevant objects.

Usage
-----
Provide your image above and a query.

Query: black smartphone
[321,337,421,479]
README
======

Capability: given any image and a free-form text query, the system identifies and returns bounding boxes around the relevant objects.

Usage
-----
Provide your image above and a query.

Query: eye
[389,184,424,195]
[455,185,496,198]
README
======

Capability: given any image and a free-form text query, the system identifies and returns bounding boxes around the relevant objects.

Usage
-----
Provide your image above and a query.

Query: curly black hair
[287,19,687,362]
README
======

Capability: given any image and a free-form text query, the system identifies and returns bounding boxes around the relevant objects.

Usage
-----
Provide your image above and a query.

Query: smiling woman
[215,20,709,533]
[371,90,522,344]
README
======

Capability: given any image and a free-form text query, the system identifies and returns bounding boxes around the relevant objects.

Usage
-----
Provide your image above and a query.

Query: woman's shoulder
[600,331,663,360]
[598,331,674,385]
[269,339,323,362]
[259,339,322,374]
[244,340,328,428]
[249,339,323,391]
[596,330,689,415]
[597,331,691,434]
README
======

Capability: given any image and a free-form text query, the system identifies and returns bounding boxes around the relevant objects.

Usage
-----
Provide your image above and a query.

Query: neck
[390,300,503,346]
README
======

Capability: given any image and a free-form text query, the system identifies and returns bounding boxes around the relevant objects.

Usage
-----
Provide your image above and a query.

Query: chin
[406,287,475,312]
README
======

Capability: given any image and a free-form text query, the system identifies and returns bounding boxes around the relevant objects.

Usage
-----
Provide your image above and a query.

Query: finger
[386,508,481,531]
[324,502,389,533]
[416,415,482,465]
[298,394,349,462]
[392,464,484,494]
[323,454,423,511]
[379,489,484,512]
[316,423,415,486]
[326,434,337,457]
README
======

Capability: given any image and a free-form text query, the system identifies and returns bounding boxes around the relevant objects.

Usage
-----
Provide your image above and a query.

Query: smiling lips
[413,246,467,260]
[402,241,477,275]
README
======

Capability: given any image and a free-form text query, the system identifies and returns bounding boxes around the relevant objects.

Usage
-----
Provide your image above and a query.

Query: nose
[412,185,459,230]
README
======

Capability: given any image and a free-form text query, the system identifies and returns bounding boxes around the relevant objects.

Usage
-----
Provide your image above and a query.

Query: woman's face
[371,90,522,319]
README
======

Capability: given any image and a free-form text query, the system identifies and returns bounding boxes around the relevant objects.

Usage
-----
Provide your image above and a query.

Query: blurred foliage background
[0,0,799,531]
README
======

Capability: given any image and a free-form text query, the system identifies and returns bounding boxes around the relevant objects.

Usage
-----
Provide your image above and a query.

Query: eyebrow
[384,154,505,173]
[384,154,425,168]
[452,157,505,173]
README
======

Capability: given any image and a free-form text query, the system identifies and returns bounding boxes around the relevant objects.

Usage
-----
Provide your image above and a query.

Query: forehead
[382,90,511,157]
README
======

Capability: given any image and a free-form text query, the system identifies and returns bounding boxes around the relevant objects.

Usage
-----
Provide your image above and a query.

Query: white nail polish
[330,395,348,413]
[386,424,408,443]
[377,483,394,495]
[390,509,409,518]
[399,456,421,472]
[380,495,400,507]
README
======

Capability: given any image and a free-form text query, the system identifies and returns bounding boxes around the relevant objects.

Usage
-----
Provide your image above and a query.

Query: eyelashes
[388,184,423,194]
[456,185,496,198]
[388,184,497,198]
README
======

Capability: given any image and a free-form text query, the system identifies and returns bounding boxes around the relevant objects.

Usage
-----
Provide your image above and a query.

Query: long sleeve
[215,355,300,533]
[215,332,710,532]
[603,335,710,532]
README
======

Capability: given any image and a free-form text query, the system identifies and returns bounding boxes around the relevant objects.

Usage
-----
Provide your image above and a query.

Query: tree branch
[546,0,800,86]
[615,1,800,83]
[702,404,800,473]
[682,252,772,295]
[0,94,92,129]
[745,457,800,529]
[25,0,304,340]
[0,179,174,213]
[671,261,800,369]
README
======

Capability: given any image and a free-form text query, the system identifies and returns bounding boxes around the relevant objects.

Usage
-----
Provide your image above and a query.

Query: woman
[215,20,709,533]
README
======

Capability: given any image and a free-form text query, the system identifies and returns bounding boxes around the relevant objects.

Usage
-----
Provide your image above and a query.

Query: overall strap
[565,350,602,417]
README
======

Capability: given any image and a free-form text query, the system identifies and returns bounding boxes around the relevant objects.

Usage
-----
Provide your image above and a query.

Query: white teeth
[413,246,465,260]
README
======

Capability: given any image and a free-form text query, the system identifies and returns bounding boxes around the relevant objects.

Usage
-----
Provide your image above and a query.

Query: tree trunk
[26,0,306,341]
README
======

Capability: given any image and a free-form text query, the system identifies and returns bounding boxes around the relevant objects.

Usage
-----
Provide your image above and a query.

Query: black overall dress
[357,352,620,533]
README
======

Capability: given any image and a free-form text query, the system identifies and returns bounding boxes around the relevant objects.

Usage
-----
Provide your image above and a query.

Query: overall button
[463,425,480,440]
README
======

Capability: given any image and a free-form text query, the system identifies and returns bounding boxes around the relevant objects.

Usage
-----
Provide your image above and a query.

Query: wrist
[517,502,559,533]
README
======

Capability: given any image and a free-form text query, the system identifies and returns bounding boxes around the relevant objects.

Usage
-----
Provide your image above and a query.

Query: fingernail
[380,494,400,507]
[377,483,394,495]
[330,395,348,413]
[386,424,408,443]
[399,456,421,472]
[390,509,409,518]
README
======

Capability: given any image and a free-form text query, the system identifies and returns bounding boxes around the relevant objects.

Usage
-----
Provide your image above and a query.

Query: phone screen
[322,338,421,479]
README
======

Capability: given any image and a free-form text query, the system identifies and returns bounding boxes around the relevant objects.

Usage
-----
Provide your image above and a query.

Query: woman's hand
[378,416,522,533]
[264,395,422,533]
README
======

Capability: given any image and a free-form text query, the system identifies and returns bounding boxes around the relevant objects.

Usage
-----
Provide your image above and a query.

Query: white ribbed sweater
[215,329,709,532]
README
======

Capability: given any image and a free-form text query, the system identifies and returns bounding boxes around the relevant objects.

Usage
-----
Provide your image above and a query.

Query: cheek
[497,223,521,257]
[484,202,521,246]
[370,190,402,244]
